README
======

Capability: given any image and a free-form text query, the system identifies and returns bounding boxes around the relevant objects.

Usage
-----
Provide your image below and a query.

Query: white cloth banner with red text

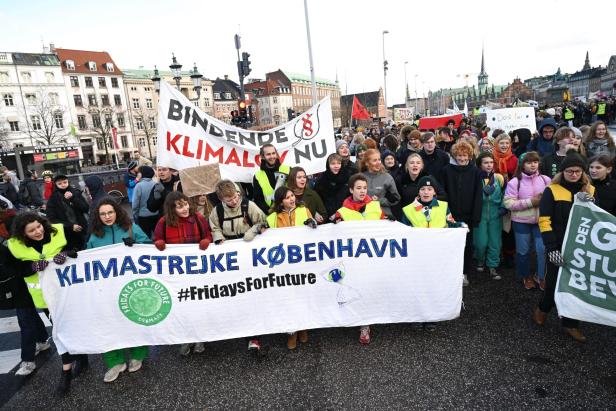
[156,81,335,182]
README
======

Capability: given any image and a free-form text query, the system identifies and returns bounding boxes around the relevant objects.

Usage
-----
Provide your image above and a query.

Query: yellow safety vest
[266,206,309,228]
[337,201,382,221]
[597,102,606,115]
[473,107,481,116]
[255,164,290,207]
[564,108,574,120]
[402,200,448,228]
[8,224,67,308]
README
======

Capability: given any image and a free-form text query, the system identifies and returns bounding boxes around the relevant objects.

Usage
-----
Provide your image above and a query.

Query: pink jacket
[504,172,552,224]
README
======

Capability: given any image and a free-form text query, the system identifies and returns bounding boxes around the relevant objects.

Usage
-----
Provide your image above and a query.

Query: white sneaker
[463,274,469,286]
[15,361,36,376]
[193,342,205,353]
[489,268,502,280]
[35,341,51,356]
[103,363,127,383]
[476,265,484,272]
[179,343,191,356]
[128,359,142,373]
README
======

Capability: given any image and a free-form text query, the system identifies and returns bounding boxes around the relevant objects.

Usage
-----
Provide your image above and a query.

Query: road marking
[0,312,51,334]
[0,349,21,374]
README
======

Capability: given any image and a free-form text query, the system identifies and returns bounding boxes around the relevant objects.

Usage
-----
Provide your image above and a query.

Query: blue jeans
[16,307,49,362]
[512,222,545,280]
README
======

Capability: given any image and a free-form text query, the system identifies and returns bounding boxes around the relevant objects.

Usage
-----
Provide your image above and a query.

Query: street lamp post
[382,30,389,118]
[151,66,161,93]
[169,53,182,91]
[404,61,408,107]
[190,63,203,100]
[304,0,317,105]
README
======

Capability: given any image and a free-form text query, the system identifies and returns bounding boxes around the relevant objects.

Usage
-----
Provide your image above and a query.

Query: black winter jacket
[440,163,483,227]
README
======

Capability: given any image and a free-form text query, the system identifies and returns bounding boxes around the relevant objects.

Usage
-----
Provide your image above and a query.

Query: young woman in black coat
[45,175,89,250]
[314,153,352,221]
[589,154,616,215]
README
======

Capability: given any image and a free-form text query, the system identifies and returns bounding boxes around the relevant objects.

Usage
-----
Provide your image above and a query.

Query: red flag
[352,96,371,120]
[112,127,119,149]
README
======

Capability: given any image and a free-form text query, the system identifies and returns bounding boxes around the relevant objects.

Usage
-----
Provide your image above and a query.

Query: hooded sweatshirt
[528,118,557,157]
[85,175,106,215]
[314,161,352,219]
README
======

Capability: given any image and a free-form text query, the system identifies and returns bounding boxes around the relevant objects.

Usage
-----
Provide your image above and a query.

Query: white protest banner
[40,222,465,354]
[156,81,335,182]
[555,199,616,327]
[393,107,414,122]
[486,107,536,133]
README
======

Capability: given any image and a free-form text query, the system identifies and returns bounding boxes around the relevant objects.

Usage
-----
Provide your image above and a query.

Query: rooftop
[54,48,122,75]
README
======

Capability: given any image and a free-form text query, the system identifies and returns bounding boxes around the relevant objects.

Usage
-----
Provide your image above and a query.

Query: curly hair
[91,197,132,238]
[12,212,57,244]
[163,191,195,227]
[451,141,474,158]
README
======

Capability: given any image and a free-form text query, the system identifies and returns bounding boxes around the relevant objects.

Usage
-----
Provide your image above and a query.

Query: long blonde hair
[359,148,384,173]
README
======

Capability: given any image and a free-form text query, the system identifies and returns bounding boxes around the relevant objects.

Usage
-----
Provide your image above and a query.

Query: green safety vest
[255,164,290,207]
[597,102,606,115]
[266,206,309,228]
[402,201,448,228]
[8,224,67,308]
[337,201,382,221]
[473,107,481,116]
[564,108,574,120]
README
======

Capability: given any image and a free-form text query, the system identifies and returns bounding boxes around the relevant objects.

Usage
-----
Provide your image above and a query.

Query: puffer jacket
[504,171,552,224]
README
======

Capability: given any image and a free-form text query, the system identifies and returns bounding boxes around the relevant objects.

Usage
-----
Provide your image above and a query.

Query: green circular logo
[119,279,171,326]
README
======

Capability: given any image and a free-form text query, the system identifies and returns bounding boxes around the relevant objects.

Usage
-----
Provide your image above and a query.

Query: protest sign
[393,107,414,122]
[156,82,335,183]
[178,164,221,197]
[418,114,463,130]
[40,222,466,354]
[555,198,616,327]
[486,107,536,133]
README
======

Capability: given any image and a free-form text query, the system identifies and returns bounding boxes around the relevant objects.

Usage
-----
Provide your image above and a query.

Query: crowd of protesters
[0,108,615,396]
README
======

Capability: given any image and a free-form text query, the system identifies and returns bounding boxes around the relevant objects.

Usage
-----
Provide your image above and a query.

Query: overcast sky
[2,0,614,105]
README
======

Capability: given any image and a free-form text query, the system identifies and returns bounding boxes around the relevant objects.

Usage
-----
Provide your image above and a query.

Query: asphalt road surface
[2,267,615,410]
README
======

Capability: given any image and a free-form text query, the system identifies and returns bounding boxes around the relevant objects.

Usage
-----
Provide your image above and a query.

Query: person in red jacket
[153,191,212,356]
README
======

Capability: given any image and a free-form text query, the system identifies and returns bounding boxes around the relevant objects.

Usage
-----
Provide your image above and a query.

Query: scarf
[493,147,514,176]
[479,171,496,196]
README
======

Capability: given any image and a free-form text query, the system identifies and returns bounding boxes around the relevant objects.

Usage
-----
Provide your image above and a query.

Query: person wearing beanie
[123,161,140,203]
[533,151,595,342]
[42,170,54,202]
[84,175,107,215]
[45,175,89,250]
[335,139,358,175]
[131,165,158,238]
[381,150,400,179]
[528,118,557,157]
[18,170,44,209]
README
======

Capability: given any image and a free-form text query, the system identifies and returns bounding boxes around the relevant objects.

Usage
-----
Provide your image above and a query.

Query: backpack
[215,198,253,233]
[18,182,31,206]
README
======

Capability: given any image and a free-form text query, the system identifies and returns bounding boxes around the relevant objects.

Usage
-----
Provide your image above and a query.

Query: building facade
[212,76,241,124]
[245,78,292,127]
[600,55,616,96]
[340,88,385,126]
[498,78,533,105]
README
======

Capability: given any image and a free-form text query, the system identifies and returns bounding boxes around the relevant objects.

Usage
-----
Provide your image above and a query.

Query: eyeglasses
[564,169,583,175]
[99,211,116,217]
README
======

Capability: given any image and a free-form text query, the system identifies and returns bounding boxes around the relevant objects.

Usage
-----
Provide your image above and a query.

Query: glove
[304,218,318,229]
[65,249,78,259]
[152,183,164,200]
[548,250,565,267]
[385,214,396,221]
[31,260,49,272]
[123,237,136,247]
[154,239,166,251]
[575,192,594,203]
[199,239,211,250]
[498,207,509,217]
[53,252,67,265]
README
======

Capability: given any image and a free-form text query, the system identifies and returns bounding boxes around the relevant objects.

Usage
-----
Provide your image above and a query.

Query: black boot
[56,369,72,396]
[72,355,89,378]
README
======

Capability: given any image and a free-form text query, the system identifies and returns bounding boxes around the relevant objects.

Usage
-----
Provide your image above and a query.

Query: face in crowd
[175,199,190,218]
[595,123,608,139]
[480,156,494,174]
[25,220,45,241]
[350,179,368,202]
[329,159,341,175]
[542,126,555,140]
[366,152,382,173]
[563,166,583,183]
[281,190,296,211]
[337,143,350,158]
[406,155,423,177]
[98,204,117,226]
[157,167,172,182]
[455,152,470,166]
[55,178,69,190]
[423,136,436,154]
[589,160,612,181]
[261,146,279,167]
[418,185,436,203]
[383,155,396,169]
[523,158,539,174]
[222,191,241,209]
[497,138,511,154]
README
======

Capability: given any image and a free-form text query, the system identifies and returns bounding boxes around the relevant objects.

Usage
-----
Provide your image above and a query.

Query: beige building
[245,79,292,126]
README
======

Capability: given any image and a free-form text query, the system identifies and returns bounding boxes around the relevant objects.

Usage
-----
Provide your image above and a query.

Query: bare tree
[28,89,70,146]
[131,106,157,159]
[87,105,127,164]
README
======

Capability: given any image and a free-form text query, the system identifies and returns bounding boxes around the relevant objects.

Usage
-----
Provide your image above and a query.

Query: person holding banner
[265,186,317,350]
[154,192,213,355]
[8,212,85,394]
[86,198,151,382]
[533,152,595,342]
[253,144,290,214]
[314,154,352,221]
[146,166,182,217]
[360,149,400,219]
[589,154,616,216]
[287,167,327,224]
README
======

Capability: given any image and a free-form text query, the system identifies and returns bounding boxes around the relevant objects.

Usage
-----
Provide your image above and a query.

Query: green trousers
[473,216,502,268]
[103,346,148,368]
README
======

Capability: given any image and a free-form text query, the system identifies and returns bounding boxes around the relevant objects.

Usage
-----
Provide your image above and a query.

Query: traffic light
[242,52,251,77]
[238,100,248,123]
[248,105,254,124]
[383,60,388,72]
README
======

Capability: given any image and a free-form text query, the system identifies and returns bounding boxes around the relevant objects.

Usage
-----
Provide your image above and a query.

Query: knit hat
[127,161,138,171]
[570,127,583,138]
[559,151,586,172]
[140,165,155,179]
[417,175,439,190]
[335,140,348,151]
[53,174,68,183]
[381,150,395,162]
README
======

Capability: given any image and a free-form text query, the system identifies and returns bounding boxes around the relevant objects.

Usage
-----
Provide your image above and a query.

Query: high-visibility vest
[597,102,606,115]
[266,206,309,228]
[254,164,290,207]
[564,107,574,120]
[402,201,448,228]
[8,224,67,308]
[473,107,481,116]
[337,201,382,221]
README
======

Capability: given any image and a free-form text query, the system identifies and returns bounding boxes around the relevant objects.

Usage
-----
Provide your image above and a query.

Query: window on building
[117,113,125,127]
[130,86,137,91]
[204,98,210,107]
[105,113,112,127]
[149,118,156,129]
[9,121,19,131]
[114,94,121,106]
[25,93,37,105]
[121,135,128,147]
[65,60,75,70]
[273,97,278,104]
[3,94,13,106]
[45,72,55,83]
[193,100,200,108]
[98,77,106,88]
[146,98,153,109]
[70,76,79,87]
[111,78,119,88]
[0,53,7,62]
[74,95,83,106]
[0,72,8,83]
[96,138,104,148]
[214,92,220,99]
[105,63,114,72]
[31,115,41,130]
[101,94,110,106]
[135,117,144,130]
[92,114,101,128]
[54,112,64,129]
[88,62,97,71]
[224,92,231,99]
[132,98,140,109]
[77,115,87,130]
[21,72,31,83]
[139,137,145,147]
[85,77,93,87]
[88,94,97,106]
[49,93,59,106]
[144,87,151,92]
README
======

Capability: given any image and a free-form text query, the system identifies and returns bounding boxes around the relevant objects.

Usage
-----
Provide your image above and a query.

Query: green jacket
[480,173,504,221]
[299,187,327,219]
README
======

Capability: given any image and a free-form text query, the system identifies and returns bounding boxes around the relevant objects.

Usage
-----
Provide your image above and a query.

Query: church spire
[478,45,488,93]
[583,51,590,70]
[480,46,486,76]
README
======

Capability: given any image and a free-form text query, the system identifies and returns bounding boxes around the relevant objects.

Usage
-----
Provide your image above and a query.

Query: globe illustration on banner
[129,288,163,317]
[328,268,344,283]
[321,263,361,306]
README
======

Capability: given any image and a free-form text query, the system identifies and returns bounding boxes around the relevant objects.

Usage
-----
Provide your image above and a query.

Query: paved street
[2,268,615,410]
